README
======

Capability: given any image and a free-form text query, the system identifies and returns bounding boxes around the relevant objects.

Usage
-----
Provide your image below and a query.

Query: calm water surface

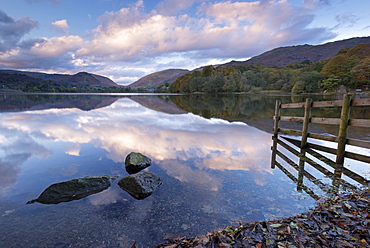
[0,93,368,247]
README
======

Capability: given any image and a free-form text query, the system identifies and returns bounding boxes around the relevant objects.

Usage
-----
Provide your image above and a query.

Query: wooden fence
[272,94,370,165]
[270,94,370,195]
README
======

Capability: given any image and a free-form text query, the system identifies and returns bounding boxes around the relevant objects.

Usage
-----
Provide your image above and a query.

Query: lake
[0,93,369,247]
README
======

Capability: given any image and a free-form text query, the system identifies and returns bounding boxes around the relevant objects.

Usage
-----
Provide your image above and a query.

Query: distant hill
[0,70,118,87]
[129,69,189,89]
[222,36,370,67]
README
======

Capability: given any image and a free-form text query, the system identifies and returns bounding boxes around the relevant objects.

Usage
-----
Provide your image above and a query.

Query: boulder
[125,152,152,174]
[27,176,118,204]
[118,172,162,200]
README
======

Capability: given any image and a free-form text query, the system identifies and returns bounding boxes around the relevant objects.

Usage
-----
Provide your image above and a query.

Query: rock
[125,152,152,174]
[27,176,118,204]
[118,172,162,200]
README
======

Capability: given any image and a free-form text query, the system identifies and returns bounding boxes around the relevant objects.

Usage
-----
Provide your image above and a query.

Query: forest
[156,43,370,94]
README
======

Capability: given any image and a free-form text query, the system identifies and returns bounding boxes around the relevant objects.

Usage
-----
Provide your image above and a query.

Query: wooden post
[336,94,351,165]
[301,98,312,149]
[273,100,281,137]
[271,100,281,169]
[296,98,311,187]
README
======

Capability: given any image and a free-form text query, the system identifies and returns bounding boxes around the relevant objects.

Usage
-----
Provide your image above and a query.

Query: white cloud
[51,19,70,35]
[30,35,83,57]
[76,0,335,65]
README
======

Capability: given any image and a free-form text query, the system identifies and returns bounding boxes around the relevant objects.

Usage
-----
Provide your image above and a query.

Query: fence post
[273,100,281,137]
[271,100,281,169]
[301,98,312,149]
[336,94,351,165]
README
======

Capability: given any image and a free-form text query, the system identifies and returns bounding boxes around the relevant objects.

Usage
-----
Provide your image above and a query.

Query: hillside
[223,36,370,67]
[167,42,370,94]
[129,69,189,89]
[0,70,118,87]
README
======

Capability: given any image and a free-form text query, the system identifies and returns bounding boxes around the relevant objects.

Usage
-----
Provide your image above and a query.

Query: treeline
[0,73,148,93]
[155,43,370,94]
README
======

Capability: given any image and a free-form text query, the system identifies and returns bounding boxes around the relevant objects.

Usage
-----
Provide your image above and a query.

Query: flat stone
[27,176,118,204]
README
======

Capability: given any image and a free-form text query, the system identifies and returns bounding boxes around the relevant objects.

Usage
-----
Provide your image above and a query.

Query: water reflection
[271,135,370,199]
[0,93,364,247]
[0,93,120,112]
[1,98,274,190]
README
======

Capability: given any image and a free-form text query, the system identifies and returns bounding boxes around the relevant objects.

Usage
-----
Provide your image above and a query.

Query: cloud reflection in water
[0,98,273,192]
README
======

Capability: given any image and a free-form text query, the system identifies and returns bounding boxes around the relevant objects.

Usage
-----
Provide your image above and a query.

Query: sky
[0,0,369,85]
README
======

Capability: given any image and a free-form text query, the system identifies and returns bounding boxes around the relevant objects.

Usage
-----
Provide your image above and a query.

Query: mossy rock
[125,152,152,174]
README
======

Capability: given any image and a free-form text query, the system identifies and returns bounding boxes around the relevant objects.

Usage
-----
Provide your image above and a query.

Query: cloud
[0,10,83,71]
[76,0,335,64]
[335,13,359,27]
[51,19,70,35]
[30,35,83,57]
[0,34,83,69]
[0,9,38,52]
[0,9,13,23]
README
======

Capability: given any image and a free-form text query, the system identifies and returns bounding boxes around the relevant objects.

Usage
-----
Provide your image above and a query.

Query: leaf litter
[156,189,370,247]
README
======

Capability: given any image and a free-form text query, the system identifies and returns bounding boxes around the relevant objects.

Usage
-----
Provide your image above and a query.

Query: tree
[321,52,359,87]
[351,56,370,89]
[223,79,238,92]
[296,71,322,93]
[201,66,214,77]
[320,75,341,92]
[291,81,305,94]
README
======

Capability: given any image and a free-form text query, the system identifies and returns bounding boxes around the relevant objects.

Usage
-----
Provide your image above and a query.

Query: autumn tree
[351,56,370,89]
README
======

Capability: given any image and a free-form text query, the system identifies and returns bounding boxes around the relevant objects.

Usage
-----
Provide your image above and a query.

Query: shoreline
[157,189,370,247]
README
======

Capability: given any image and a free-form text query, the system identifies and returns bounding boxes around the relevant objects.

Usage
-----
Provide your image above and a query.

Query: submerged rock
[118,172,162,200]
[125,152,152,174]
[27,176,118,204]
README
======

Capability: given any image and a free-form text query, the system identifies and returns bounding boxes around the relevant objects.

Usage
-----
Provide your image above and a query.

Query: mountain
[222,36,370,67]
[0,70,118,87]
[128,69,189,89]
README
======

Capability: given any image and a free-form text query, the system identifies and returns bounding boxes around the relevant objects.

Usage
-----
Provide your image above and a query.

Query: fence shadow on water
[271,94,370,199]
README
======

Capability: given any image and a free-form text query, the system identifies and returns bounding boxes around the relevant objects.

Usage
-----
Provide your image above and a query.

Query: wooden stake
[273,100,281,137]
[271,100,281,169]
[301,98,312,149]
[336,94,351,165]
